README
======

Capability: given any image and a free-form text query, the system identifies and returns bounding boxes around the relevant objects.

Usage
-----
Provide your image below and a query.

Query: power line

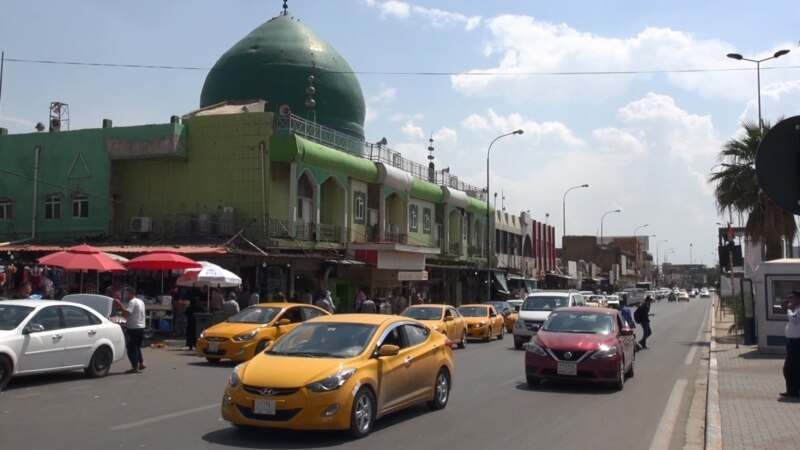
[4,56,798,76]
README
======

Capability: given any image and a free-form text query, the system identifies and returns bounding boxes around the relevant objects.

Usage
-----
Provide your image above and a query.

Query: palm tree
[709,119,796,260]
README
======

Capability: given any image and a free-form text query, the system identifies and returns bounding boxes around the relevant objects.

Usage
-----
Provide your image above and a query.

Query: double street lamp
[599,209,621,246]
[726,49,790,129]
[486,129,523,301]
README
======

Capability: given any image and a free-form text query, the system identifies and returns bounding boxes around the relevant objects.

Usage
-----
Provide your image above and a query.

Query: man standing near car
[635,296,655,349]
[780,290,800,398]
[114,286,147,374]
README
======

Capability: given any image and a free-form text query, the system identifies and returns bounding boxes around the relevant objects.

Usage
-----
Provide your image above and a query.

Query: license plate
[253,399,276,415]
[557,362,577,376]
[208,342,219,353]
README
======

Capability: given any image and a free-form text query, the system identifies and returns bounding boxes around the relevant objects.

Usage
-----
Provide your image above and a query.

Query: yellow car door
[400,323,440,401]
[273,306,305,338]
[376,325,417,414]
[442,308,457,340]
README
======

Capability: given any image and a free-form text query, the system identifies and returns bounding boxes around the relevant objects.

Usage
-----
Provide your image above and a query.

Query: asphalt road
[0,298,710,450]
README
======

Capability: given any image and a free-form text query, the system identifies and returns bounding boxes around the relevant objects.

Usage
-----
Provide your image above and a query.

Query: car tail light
[444,338,454,349]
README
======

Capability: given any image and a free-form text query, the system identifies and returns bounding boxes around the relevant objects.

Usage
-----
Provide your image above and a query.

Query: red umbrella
[124,248,202,270]
[38,244,128,272]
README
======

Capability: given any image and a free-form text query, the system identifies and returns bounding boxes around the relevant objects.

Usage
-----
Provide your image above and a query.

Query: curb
[705,301,722,450]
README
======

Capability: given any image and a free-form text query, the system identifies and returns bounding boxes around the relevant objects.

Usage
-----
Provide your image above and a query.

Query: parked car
[220,314,454,438]
[0,299,126,391]
[513,291,586,349]
[198,303,330,363]
[401,304,468,349]
[524,307,636,390]
[457,304,505,341]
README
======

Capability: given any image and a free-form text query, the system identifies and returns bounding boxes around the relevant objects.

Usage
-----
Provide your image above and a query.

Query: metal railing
[275,114,486,201]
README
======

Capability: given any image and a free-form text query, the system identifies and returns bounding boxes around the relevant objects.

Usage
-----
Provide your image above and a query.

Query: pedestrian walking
[634,296,655,349]
[392,289,407,315]
[113,286,147,373]
[360,297,377,314]
[315,290,335,313]
[620,298,642,351]
[355,289,367,312]
[780,290,800,398]
[184,297,200,351]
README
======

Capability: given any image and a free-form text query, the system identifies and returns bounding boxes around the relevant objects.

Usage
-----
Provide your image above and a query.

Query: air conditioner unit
[130,216,153,233]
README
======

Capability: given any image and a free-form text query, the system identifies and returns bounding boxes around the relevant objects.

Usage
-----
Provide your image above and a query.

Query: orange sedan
[457,304,505,341]
[401,304,468,349]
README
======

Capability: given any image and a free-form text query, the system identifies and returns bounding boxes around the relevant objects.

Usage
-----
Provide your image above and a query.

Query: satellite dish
[755,115,800,214]
[277,104,291,116]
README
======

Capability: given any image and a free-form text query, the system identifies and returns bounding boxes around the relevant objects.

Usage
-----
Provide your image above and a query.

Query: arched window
[0,198,13,221]
[45,194,62,219]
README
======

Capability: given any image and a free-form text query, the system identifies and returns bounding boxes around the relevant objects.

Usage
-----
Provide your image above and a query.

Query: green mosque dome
[200,14,366,140]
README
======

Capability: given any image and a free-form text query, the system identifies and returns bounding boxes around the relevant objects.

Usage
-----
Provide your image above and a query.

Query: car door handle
[87,330,97,336]
[404,356,413,365]
[52,334,63,340]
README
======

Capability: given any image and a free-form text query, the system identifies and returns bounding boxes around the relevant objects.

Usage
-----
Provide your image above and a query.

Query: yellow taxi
[401,304,468,349]
[506,299,523,332]
[197,303,330,363]
[457,304,505,341]
[221,314,454,438]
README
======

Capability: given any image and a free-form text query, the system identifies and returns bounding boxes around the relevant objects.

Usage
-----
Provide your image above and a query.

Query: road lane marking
[110,403,219,431]
[684,303,711,366]
[649,378,688,450]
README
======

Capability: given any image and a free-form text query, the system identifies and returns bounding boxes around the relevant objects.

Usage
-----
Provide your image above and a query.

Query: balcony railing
[275,114,486,201]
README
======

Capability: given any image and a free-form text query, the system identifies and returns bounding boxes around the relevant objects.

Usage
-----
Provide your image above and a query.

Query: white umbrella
[176,261,241,310]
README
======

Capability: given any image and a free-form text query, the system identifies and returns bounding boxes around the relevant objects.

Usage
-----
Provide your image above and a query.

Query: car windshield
[0,305,35,330]
[226,307,281,324]
[542,311,615,335]
[402,307,443,320]
[268,322,378,358]
[487,302,508,312]
[522,296,568,311]
[458,306,488,317]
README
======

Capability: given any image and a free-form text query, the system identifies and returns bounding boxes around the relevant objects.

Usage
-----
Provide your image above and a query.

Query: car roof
[305,313,401,325]
[253,302,323,308]
[526,291,570,297]
[0,299,72,307]
[553,306,618,315]
[407,304,448,309]
[459,304,490,308]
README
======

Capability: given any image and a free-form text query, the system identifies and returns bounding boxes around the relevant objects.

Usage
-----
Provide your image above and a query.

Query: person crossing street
[634,296,655,349]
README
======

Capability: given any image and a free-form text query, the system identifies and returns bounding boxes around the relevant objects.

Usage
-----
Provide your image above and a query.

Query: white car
[606,295,621,310]
[0,299,126,391]
[513,291,586,349]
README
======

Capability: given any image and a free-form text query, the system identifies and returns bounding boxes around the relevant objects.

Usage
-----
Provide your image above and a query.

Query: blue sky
[2,0,799,266]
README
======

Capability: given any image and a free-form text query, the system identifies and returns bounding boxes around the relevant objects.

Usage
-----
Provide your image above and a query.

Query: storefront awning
[492,271,510,294]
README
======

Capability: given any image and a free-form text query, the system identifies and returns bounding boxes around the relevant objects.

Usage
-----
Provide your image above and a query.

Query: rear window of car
[402,307,443,320]
[458,306,488,317]
[543,311,615,334]
[522,295,569,311]
[227,306,281,324]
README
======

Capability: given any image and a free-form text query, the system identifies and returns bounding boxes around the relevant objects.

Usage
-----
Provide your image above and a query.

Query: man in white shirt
[114,286,147,374]
[780,290,800,398]
[223,293,240,314]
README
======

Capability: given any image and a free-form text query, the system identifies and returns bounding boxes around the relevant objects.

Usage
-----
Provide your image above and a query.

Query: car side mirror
[276,318,291,326]
[23,323,45,335]
[443,316,453,322]
[620,328,634,336]
[531,324,541,332]
[377,344,400,357]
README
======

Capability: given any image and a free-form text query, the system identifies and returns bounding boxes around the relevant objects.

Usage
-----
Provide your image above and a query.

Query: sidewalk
[711,305,797,450]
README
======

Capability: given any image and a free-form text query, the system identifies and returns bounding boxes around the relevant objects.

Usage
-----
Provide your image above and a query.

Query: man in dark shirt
[635,296,655,349]
[13,281,33,299]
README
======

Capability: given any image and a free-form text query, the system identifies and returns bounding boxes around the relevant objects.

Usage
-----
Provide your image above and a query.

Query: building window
[422,208,431,234]
[0,198,13,221]
[45,194,61,219]
[409,204,418,232]
[72,195,89,218]
[353,191,366,224]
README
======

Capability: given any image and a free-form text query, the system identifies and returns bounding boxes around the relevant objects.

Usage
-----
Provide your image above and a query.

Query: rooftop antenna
[281,0,289,16]
[427,133,435,182]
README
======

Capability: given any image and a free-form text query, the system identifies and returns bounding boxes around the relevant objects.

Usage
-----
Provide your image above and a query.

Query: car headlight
[199,330,206,339]
[478,321,487,327]
[526,339,548,356]
[229,364,244,388]
[233,329,259,342]
[591,344,619,359]
[306,368,357,392]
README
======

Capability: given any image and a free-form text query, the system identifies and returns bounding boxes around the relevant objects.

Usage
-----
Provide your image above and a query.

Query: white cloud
[402,120,424,139]
[365,87,397,123]
[432,127,457,145]
[389,112,425,122]
[461,109,585,149]
[364,0,481,31]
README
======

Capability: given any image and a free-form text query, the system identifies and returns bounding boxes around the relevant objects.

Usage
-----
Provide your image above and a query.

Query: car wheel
[0,355,12,391]
[254,340,269,354]
[484,328,492,342]
[514,340,524,350]
[526,375,541,386]
[84,346,113,378]
[349,387,376,439]
[427,368,451,410]
[614,359,625,391]
[206,357,222,364]
[497,326,505,340]
[458,331,467,349]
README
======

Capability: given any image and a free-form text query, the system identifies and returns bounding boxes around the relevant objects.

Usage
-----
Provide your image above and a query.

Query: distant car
[586,295,607,308]
[606,295,621,310]
[220,314,454,438]
[0,299,126,391]
[513,291,587,349]
[700,289,710,298]
[506,300,523,331]
[198,303,331,363]
[677,291,690,302]
[458,304,505,341]
[401,305,468,349]
[486,301,516,332]
[524,307,636,390]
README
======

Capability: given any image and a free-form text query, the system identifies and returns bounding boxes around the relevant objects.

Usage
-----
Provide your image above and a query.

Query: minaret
[427,134,435,183]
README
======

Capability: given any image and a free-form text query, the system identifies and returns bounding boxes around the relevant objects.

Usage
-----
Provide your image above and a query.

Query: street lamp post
[656,239,668,287]
[633,224,649,283]
[486,129,523,302]
[689,243,693,265]
[664,249,675,283]
[727,49,791,129]
[600,209,621,246]
[562,184,589,246]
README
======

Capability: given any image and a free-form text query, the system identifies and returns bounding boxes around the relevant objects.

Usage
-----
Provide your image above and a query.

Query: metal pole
[756,60,762,129]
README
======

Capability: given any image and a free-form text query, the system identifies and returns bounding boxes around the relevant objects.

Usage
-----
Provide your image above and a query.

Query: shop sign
[397,271,429,281]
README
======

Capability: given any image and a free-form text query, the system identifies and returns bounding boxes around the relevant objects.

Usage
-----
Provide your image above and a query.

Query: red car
[524,307,636,390]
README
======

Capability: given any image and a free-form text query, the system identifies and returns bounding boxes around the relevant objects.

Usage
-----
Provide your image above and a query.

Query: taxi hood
[242,354,357,388]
